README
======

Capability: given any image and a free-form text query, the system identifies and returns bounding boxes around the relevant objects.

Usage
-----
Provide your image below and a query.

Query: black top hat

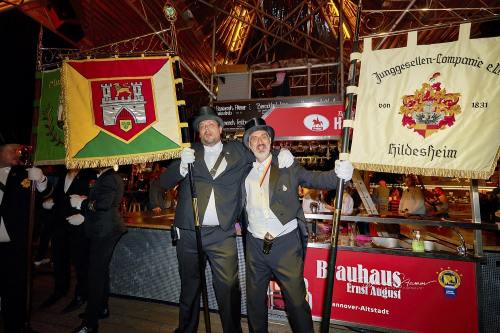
[243,117,275,148]
[192,106,224,131]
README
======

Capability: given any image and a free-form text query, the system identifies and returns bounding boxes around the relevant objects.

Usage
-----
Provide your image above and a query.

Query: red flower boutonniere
[89,179,96,189]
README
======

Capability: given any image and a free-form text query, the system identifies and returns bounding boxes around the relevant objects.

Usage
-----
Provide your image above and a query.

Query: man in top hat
[160,106,294,333]
[240,117,353,333]
[0,143,51,333]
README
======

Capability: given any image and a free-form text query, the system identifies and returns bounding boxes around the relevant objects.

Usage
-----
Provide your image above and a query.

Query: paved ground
[1,263,368,333]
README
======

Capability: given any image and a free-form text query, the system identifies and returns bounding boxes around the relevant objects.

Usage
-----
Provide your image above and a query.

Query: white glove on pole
[42,198,55,210]
[69,194,87,210]
[27,167,47,191]
[277,149,294,168]
[179,147,195,177]
[66,214,85,226]
[334,160,354,181]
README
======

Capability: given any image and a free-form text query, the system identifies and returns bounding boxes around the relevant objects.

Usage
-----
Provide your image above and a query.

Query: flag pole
[24,24,44,331]
[172,56,212,333]
[320,1,362,332]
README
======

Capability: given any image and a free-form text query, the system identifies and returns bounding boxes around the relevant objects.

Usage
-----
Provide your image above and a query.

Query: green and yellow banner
[34,68,66,165]
[62,56,184,168]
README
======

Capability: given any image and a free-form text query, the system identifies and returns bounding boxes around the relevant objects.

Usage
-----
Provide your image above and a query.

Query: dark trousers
[175,227,242,333]
[34,208,54,261]
[246,230,313,333]
[84,233,121,328]
[0,242,28,333]
[52,222,89,298]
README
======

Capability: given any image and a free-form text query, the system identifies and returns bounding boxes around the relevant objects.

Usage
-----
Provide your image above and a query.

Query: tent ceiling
[2,0,499,95]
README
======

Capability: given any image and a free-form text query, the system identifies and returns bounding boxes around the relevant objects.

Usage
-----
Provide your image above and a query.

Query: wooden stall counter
[123,210,174,230]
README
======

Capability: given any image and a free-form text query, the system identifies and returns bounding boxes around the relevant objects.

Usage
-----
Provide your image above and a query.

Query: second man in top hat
[240,117,353,333]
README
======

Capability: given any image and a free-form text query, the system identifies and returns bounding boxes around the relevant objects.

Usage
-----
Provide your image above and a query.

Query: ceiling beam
[198,0,325,60]
[237,0,338,58]
[253,2,325,62]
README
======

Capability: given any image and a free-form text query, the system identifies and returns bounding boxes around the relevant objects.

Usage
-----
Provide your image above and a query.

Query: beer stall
[109,94,499,333]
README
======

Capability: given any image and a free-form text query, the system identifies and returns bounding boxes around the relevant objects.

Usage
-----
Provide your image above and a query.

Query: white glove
[42,198,54,210]
[66,214,85,226]
[334,160,354,181]
[277,149,294,168]
[69,194,87,210]
[27,167,44,182]
[179,147,195,177]
[27,167,47,191]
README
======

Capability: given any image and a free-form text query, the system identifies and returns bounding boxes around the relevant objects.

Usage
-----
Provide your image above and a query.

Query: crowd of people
[0,106,354,333]
[0,144,126,333]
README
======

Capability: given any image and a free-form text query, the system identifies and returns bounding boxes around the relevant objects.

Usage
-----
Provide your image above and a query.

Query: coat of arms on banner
[400,73,461,138]
[91,80,155,141]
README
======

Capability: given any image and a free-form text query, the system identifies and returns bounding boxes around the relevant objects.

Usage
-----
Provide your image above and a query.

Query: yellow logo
[438,269,461,288]
[120,120,133,132]
[21,178,31,188]
[437,268,461,297]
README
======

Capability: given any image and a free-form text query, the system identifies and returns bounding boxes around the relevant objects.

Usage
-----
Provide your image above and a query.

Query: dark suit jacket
[81,169,125,239]
[241,155,338,228]
[53,168,97,223]
[0,166,52,247]
[160,141,253,231]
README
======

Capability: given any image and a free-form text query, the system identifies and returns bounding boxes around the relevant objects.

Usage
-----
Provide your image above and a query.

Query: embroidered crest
[399,73,461,138]
[91,80,156,142]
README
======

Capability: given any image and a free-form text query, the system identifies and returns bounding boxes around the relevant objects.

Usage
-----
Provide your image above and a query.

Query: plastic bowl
[423,240,436,252]
[372,237,399,248]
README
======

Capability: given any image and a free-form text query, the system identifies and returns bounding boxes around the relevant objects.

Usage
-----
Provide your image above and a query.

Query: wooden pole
[24,24,44,331]
[172,56,212,333]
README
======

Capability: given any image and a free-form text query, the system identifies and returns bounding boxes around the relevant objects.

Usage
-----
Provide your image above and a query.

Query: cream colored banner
[350,24,500,179]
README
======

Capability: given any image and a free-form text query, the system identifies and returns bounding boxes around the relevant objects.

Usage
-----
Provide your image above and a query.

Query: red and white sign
[302,247,478,333]
[263,104,344,139]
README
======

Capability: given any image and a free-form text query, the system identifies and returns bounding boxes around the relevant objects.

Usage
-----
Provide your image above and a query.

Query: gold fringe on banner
[66,149,182,169]
[61,60,73,168]
[352,146,499,179]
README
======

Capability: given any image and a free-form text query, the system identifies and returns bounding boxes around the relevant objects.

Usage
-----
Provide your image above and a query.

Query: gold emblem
[21,178,31,188]
[120,119,133,132]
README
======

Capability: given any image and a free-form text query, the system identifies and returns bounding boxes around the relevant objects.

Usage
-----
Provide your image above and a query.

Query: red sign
[263,104,344,139]
[302,247,478,333]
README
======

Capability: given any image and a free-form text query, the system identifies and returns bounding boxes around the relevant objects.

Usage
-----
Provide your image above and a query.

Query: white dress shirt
[202,141,227,226]
[64,169,79,193]
[245,155,297,239]
[0,167,11,242]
